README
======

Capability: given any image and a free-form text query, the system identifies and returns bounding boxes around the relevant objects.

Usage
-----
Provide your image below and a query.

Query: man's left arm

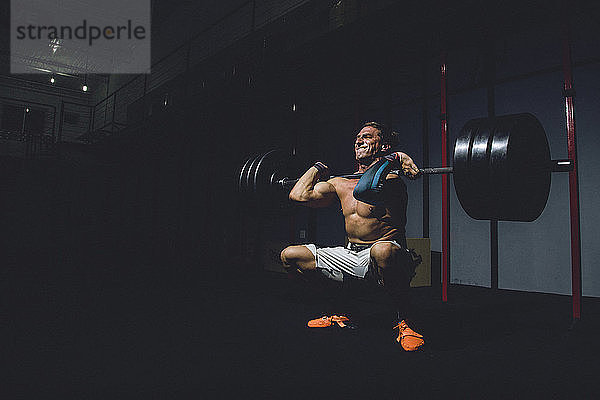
[384,152,420,179]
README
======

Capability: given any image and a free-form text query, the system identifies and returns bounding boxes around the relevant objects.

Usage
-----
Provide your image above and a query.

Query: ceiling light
[49,38,61,54]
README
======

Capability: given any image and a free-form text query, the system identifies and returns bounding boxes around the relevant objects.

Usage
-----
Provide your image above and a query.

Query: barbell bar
[273,160,570,191]
[238,113,573,222]
[274,167,454,192]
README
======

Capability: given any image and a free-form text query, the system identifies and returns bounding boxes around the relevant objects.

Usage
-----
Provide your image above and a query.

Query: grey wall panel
[495,72,571,295]
[573,64,600,297]
[428,97,442,251]
[495,27,561,81]
[447,88,490,287]
[447,43,485,93]
[391,103,422,239]
[571,8,600,64]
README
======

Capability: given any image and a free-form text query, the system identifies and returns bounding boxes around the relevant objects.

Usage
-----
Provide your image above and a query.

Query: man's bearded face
[355,126,386,162]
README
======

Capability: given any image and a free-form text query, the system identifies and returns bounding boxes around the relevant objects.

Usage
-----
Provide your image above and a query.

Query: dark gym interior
[3,0,600,398]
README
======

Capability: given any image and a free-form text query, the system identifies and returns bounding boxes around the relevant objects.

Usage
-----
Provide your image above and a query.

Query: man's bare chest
[335,180,387,219]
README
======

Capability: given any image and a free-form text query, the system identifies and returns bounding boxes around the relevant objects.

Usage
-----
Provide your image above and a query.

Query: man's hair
[361,121,399,148]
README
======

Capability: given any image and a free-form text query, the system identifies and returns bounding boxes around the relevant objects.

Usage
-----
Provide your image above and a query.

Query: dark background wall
[1,0,599,299]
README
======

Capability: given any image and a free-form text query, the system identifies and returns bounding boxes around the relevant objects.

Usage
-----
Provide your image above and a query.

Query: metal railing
[89,0,313,139]
[0,97,57,158]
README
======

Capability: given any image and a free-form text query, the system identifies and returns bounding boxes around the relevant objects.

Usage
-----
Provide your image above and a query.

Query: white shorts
[303,240,405,282]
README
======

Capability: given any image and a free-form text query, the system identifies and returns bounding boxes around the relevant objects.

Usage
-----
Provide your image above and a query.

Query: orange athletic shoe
[393,320,425,351]
[307,315,350,328]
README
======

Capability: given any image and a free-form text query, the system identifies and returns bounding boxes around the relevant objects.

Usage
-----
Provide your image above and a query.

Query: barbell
[238,113,572,222]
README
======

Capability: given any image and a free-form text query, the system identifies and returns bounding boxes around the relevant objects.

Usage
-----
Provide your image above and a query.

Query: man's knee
[370,242,401,267]
[281,245,316,271]
[280,246,301,264]
[370,242,416,289]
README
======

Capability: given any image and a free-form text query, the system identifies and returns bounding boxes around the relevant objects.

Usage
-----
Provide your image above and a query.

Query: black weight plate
[454,113,551,222]
[453,120,483,219]
[488,119,512,220]
[469,120,496,219]
[252,149,292,206]
[245,153,264,201]
[501,113,551,221]
[238,153,258,194]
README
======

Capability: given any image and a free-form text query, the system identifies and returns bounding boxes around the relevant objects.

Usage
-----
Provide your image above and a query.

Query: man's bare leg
[370,242,410,285]
[370,241,423,350]
[369,242,412,315]
[280,245,316,273]
[281,245,354,329]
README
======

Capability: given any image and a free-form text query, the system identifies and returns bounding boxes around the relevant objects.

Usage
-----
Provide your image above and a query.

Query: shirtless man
[280,121,425,351]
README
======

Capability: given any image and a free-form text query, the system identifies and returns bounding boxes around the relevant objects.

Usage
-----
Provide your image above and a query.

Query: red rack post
[561,21,582,321]
[441,52,449,303]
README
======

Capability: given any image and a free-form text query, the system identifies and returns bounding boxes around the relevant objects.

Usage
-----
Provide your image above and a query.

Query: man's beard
[356,155,374,166]
[356,149,386,165]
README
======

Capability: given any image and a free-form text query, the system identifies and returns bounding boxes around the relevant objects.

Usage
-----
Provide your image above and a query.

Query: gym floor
[6,247,599,399]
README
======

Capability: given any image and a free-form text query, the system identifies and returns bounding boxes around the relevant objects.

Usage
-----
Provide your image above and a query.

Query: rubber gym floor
[5,248,599,399]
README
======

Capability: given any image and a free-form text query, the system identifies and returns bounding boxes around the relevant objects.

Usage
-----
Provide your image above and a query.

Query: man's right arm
[288,164,337,208]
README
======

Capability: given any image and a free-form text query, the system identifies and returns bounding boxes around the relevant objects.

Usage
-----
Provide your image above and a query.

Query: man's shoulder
[328,176,350,185]
[328,176,357,193]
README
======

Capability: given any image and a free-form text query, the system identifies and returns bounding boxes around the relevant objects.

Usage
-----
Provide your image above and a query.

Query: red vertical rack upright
[561,20,582,322]
[440,52,449,303]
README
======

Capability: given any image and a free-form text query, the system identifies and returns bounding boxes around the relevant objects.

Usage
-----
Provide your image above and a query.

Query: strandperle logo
[15,20,147,46]
[11,0,150,74]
